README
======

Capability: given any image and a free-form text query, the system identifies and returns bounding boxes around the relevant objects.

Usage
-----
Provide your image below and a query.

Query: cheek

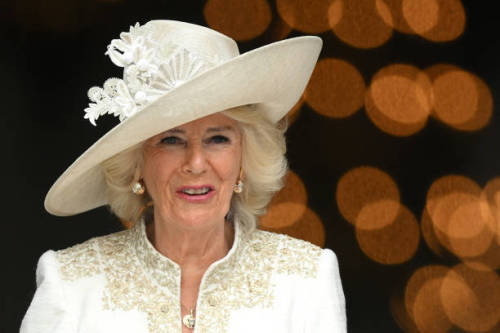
[214,150,242,187]
[142,152,176,198]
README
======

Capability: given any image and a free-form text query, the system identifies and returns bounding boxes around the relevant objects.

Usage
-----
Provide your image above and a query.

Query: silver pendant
[182,309,196,329]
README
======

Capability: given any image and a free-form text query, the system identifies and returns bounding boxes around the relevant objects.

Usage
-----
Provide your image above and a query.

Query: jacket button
[208,295,219,307]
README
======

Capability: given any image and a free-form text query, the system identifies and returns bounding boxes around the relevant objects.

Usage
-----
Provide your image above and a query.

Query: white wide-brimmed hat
[45,20,322,216]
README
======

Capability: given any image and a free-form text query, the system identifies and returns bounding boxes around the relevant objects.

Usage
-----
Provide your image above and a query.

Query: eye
[160,136,184,145]
[207,135,230,144]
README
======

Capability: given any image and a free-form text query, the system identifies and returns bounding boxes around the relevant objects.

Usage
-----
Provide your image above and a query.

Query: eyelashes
[160,136,184,145]
[207,135,230,144]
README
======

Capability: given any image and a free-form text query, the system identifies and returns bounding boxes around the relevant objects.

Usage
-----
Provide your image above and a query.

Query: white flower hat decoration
[45,20,322,216]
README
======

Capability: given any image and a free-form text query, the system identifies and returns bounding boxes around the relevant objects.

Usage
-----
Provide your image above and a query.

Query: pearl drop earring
[233,180,243,193]
[132,181,145,195]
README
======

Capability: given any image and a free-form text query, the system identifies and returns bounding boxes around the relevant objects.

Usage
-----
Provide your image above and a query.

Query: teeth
[182,187,210,195]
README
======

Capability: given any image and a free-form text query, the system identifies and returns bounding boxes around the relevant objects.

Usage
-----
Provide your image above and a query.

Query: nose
[182,143,207,175]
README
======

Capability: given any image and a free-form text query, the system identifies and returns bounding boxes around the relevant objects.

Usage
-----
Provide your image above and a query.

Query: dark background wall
[2,0,500,332]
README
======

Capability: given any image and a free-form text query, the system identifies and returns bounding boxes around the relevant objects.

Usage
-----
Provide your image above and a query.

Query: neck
[146,215,234,270]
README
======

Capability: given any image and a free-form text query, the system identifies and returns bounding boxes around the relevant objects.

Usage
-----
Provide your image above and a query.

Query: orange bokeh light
[462,243,500,272]
[376,0,415,34]
[413,279,452,333]
[260,171,325,246]
[424,175,500,269]
[336,166,400,225]
[434,71,482,125]
[426,175,481,218]
[276,0,333,34]
[261,207,326,247]
[204,0,272,41]
[268,170,308,207]
[304,58,366,119]
[356,204,420,264]
[377,0,465,43]
[441,263,500,332]
[426,64,493,131]
[366,63,492,135]
[329,0,393,49]
[412,0,465,42]
[260,170,307,228]
[481,178,500,244]
[402,0,440,35]
[464,178,500,270]
[447,201,495,258]
[356,199,401,230]
[260,202,307,229]
[365,64,432,136]
[405,265,452,332]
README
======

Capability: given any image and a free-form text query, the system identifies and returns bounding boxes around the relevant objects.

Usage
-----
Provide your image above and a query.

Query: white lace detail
[55,221,322,332]
[84,22,222,126]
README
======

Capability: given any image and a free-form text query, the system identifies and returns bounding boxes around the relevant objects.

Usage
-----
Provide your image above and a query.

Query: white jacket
[21,220,346,332]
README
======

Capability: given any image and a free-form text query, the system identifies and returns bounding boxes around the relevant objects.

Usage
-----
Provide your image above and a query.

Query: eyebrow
[164,126,236,134]
[206,126,236,133]
[164,128,184,134]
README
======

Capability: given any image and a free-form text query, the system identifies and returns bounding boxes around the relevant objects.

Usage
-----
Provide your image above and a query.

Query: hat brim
[45,36,322,216]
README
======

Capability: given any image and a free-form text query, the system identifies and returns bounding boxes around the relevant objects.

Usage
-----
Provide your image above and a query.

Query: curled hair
[222,105,288,231]
[101,143,147,223]
[101,104,288,231]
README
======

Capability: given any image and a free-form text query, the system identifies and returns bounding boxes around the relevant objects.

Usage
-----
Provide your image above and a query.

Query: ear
[133,162,143,183]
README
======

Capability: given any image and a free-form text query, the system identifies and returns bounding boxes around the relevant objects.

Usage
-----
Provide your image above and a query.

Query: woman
[21,20,346,332]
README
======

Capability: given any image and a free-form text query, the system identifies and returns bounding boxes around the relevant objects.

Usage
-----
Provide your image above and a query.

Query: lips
[181,186,212,195]
[176,185,215,202]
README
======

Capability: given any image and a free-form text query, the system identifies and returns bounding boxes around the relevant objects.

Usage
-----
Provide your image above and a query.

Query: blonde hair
[101,143,147,223]
[101,105,288,231]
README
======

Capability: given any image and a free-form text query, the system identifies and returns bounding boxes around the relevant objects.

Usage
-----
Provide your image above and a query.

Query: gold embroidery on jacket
[55,221,322,333]
[56,240,101,280]
[99,230,181,332]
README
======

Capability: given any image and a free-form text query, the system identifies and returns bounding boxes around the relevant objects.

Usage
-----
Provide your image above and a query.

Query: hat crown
[84,20,239,126]
[144,20,239,62]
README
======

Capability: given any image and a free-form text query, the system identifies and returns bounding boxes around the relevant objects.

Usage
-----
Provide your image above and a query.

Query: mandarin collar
[130,218,245,298]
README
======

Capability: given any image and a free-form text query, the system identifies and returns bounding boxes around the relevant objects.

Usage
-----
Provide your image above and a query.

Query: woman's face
[142,113,242,230]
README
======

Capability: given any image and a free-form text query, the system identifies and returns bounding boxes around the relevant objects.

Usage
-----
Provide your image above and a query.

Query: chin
[173,210,224,229]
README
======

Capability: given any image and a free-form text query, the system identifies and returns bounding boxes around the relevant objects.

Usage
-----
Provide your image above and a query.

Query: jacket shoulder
[247,229,323,278]
[55,228,131,281]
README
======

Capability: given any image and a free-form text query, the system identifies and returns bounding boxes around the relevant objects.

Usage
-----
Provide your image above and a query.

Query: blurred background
[2,0,500,332]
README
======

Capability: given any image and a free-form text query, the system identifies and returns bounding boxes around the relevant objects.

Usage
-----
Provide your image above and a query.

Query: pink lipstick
[176,185,215,202]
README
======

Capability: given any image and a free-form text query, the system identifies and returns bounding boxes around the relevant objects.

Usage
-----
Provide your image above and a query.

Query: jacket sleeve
[20,250,75,333]
[305,248,347,332]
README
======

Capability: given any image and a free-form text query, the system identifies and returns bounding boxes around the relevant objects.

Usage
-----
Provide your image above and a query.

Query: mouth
[177,185,215,198]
